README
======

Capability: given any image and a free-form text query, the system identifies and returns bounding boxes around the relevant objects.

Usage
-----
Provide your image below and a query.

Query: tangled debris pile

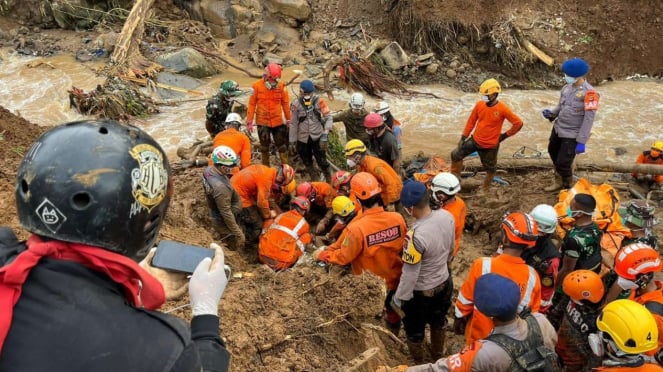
[68,76,159,120]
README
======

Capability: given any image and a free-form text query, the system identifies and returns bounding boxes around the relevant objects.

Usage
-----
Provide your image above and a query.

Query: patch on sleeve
[401,229,422,264]
[584,90,599,111]
[541,276,554,287]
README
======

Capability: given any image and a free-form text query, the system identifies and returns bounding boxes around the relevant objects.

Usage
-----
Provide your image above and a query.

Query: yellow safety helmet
[596,299,658,355]
[332,196,355,217]
[651,140,663,152]
[479,78,501,95]
[344,139,367,156]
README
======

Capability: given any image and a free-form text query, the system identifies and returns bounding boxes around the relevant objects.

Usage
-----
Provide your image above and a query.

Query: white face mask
[588,332,604,357]
[480,95,490,102]
[564,75,577,84]
[346,159,357,168]
[617,276,639,290]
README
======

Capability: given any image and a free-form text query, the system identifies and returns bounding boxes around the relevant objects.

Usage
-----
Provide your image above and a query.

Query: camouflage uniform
[205,95,233,137]
[555,301,602,371]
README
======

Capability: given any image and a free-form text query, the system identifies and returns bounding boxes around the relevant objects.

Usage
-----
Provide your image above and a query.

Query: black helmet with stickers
[15,120,172,261]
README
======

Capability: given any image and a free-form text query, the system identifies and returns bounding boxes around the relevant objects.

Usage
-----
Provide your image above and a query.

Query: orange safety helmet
[331,170,352,190]
[563,270,605,303]
[277,164,295,186]
[350,172,381,200]
[501,211,539,248]
[291,196,310,213]
[614,242,662,280]
[264,63,282,80]
[295,182,316,201]
[364,113,384,129]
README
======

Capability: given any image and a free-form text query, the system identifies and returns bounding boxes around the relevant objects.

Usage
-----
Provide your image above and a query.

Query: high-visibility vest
[259,211,310,270]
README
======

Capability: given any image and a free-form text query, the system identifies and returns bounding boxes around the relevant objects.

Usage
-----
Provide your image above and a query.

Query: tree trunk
[111,0,155,66]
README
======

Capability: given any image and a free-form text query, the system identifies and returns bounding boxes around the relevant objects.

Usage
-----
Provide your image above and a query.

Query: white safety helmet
[211,145,239,167]
[530,204,558,234]
[224,113,243,127]
[375,101,390,115]
[431,172,461,202]
[349,93,365,110]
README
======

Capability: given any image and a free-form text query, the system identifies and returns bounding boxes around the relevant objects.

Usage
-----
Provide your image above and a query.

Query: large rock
[379,41,409,70]
[264,0,310,21]
[155,72,203,100]
[156,48,217,78]
[259,17,301,46]
[200,0,233,39]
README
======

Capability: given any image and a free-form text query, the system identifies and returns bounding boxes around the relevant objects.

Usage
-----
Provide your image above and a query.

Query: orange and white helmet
[614,242,662,280]
[350,172,381,200]
[563,270,605,304]
[501,212,539,248]
[276,164,295,186]
[331,170,352,190]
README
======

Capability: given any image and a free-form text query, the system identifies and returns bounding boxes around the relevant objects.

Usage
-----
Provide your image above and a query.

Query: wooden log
[111,0,155,66]
[523,40,554,66]
[342,347,380,372]
[463,158,663,175]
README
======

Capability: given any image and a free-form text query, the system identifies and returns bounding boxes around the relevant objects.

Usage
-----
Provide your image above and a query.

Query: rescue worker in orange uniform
[345,139,403,207]
[319,196,360,251]
[295,181,337,234]
[590,300,662,371]
[604,243,663,363]
[258,196,312,271]
[246,63,292,166]
[312,172,406,333]
[453,211,542,345]
[633,140,663,190]
[556,270,605,370]
[430,172,466,259]
[405,274,558,372]
[450,78,523,190]
[208,113,252,172]
[230,163,295,245]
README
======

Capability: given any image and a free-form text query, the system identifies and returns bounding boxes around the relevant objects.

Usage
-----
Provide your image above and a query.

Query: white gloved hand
[189,243,228,316]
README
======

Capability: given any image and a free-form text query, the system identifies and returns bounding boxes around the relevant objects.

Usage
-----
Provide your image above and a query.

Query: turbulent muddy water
[1,51,661,164]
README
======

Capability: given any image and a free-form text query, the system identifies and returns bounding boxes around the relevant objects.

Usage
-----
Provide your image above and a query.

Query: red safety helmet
[501,211,539,248]
[265,63,282,80]
[296,182,316,201]
[291,196,310,213]
[331,170,352,190]
[364,113,384,129]
[276,164,295,186]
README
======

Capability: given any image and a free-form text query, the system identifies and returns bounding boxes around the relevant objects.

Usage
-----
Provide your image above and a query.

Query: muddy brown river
[1,52,661,164]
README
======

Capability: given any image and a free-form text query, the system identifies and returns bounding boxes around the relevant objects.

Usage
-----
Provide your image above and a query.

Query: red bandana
[0,235,165,351]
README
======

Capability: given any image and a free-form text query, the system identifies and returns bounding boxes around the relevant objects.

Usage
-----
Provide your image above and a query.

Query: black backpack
[485,314,562,372]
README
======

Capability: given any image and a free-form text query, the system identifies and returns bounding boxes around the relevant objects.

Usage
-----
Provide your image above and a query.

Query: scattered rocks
[304,64,322,77]
[449,60,460,69]
[264,0,311,21]
[255,30,276,44]
[446,69,457,78]
[156,47,218,78]
[426,63,439,75]
[262,52,283,65]
[379,41,409,70]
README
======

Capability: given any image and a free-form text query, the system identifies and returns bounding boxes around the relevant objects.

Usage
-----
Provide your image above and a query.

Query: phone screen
[151,240,216,274]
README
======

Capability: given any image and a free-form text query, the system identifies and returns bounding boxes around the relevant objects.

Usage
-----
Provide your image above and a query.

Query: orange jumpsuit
[462,101,523,149]
[319,206,406,290]
[442,195,467,257]
[310,182,337,208]
[455,254,542,344]
[230,164,276,219]
[633,151,663,184]
[635,280,663,358]
[259,210,311,271]
[358,155,403,205]
[247,80,291,127]
[209,127,252,169]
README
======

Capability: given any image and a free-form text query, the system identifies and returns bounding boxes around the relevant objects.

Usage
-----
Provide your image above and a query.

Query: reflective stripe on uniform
[270,217,307,252]
[541,299,553,307]
[518,266,537,312]
[481,257,491,274]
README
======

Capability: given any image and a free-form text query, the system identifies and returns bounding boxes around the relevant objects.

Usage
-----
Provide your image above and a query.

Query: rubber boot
[543,174,563,192]
[406,340,426,363]
[321,166,332,183]
[562,176,574,189]
[429,327,446,360]
[450,160,463,179]
[279,150,288,165]
[261,150,271,166]
[482,171,495,190]
[306,165,320,181]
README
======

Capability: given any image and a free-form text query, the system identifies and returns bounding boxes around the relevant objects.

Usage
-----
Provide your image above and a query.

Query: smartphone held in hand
[152,240,216,274]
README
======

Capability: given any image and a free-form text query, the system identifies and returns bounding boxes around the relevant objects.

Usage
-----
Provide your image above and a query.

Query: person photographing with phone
[0,120,230,371]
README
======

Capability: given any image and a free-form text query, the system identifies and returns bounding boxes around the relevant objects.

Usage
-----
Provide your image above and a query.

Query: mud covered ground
[4,107,662,371]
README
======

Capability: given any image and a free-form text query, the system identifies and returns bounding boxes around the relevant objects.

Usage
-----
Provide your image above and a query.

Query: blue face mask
[564,75,577,84]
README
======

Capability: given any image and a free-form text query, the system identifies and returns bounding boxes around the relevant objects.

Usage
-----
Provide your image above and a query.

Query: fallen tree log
[463,158,663,175]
